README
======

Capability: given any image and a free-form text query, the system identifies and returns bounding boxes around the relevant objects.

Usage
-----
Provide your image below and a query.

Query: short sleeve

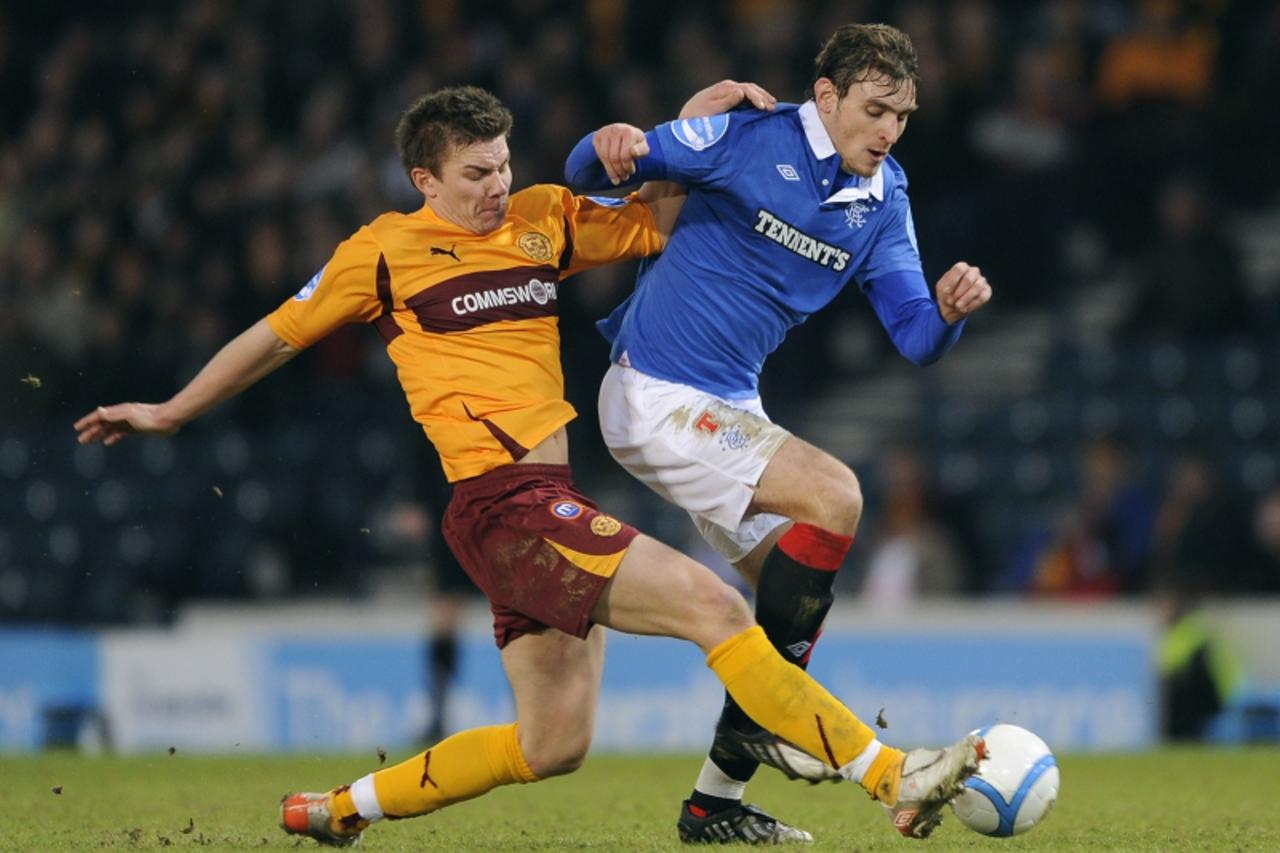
[266,226,384,349]
[856,185,924,285]
[559,189,665,277]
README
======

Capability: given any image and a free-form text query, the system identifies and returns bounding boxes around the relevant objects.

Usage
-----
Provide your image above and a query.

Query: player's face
[422,136,512,234]
[817,74,917,178]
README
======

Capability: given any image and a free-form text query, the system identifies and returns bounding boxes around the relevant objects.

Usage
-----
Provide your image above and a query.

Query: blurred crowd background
[2,0,1280,627]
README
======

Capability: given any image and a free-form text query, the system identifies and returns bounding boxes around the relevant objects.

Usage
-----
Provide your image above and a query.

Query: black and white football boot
[677,800,813,844]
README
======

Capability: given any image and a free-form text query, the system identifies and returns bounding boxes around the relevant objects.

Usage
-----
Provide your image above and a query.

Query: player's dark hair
[811,23,919,98]
[396,86,513,178]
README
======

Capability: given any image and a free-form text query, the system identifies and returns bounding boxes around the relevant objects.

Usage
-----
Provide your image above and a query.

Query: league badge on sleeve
[671,114,730,152]
[293,265,327,301]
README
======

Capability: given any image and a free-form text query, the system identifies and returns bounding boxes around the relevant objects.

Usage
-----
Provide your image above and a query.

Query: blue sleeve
[564,129,670,191]
[863,269,964,365]
[566,112,739,192]
[859,185,924,282]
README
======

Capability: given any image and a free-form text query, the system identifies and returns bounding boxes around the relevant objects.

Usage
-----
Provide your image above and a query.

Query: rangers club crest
[845,200,869,229]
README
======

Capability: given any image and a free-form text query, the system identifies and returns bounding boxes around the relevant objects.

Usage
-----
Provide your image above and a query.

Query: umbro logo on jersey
[753,208,851,272]
[776,164,800,181]
[431,244,461,262]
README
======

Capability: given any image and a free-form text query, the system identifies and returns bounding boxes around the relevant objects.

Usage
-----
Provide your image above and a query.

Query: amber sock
[705,625,904,798]
[329,723,537,827]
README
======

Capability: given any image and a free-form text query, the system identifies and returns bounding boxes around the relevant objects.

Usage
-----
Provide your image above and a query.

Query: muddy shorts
[443,463,638,648]
[598,360,791,563]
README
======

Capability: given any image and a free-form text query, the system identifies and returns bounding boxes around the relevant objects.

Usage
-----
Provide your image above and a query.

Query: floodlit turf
[4,747,1278,850]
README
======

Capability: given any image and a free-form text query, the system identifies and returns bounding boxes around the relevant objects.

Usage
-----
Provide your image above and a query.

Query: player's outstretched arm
[74,317,298,446]
[935,262,992,325]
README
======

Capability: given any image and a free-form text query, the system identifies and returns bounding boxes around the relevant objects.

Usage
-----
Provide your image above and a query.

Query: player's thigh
[592,533,752,651]
[749,434,861,525]
[501,627,606,760]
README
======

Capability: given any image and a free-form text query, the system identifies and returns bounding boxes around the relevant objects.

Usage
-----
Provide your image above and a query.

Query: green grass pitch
[5,748,1277,850]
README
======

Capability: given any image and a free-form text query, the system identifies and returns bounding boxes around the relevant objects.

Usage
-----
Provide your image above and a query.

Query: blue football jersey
[593,102,942,400]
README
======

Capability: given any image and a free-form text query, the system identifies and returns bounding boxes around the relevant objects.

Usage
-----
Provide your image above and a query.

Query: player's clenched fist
[592,123,649,185]
[935,262,992,325]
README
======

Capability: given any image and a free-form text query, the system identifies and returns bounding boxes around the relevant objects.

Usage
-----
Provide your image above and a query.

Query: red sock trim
[777,523,853,571]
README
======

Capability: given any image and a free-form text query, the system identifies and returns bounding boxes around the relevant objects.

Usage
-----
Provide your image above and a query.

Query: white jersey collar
[799,99,885,204]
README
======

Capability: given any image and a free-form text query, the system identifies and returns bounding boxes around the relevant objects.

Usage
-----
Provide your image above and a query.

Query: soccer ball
[950,724,1059,837]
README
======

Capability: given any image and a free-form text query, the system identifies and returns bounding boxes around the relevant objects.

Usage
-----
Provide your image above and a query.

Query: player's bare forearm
[639,183,687,240]
[74,318,298,446]
[935,262,992,325]
[678,79,777,119]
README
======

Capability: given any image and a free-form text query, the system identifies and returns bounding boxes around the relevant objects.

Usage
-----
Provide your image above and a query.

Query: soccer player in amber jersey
[75,85,982,846]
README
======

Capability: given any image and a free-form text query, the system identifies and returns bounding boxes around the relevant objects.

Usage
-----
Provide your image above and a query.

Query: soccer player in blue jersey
[567,24,992,844]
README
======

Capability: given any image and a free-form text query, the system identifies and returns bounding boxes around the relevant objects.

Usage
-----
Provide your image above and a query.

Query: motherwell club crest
[518,232,554,262]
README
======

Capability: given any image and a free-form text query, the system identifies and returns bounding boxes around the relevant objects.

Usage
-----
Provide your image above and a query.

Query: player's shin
[328,723,537,828]
[754,522,849,669]
[705,626,903,799]
[704,523,846,779]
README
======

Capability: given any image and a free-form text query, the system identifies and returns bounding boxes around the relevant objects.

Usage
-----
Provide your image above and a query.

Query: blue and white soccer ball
[951,724,1059,837]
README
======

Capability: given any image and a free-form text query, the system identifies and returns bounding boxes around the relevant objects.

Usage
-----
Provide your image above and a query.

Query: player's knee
[523,732,591,779]
[832,465,863,529]
[795,463,862,533]
[685,574,754,647]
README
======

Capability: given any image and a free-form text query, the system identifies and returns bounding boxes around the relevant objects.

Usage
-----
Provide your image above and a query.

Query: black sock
[687,790,745,816]
[699,546,838,791]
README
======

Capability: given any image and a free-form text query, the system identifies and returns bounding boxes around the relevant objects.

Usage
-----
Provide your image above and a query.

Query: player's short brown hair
[812,23,919,98]
[396,86,513,177]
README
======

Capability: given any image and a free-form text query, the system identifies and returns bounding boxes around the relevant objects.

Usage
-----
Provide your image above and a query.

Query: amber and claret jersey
[267,184,663,482]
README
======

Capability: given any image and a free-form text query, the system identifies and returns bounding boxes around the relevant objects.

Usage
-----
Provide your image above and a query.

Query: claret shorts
[443,463,638,648]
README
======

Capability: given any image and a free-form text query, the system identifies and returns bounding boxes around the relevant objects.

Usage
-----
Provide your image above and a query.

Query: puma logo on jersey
[753,208,851,272]
[431,244,461,262]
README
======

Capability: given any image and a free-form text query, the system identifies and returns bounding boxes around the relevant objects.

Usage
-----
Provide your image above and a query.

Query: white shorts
[598,360,791,563]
